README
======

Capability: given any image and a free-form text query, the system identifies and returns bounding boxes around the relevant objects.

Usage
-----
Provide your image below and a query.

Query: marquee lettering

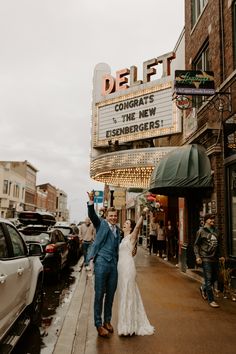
[102,52,175,96]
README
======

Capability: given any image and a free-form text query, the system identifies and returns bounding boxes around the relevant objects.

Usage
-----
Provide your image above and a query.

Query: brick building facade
[37,183,57,215]
[182,0,236,267]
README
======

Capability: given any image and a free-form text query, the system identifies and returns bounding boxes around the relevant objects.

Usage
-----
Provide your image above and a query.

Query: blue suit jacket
[87,204,120,263]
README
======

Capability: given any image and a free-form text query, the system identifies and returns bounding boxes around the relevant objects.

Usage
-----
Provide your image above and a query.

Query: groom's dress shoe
[97,326,109,337]
[103,322,114,333]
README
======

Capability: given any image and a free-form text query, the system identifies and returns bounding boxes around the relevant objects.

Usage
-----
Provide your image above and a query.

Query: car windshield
[21,231,50,243]
[54,227,72,236]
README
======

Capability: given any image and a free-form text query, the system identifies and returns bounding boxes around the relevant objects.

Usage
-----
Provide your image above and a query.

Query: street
[12,248,236,354]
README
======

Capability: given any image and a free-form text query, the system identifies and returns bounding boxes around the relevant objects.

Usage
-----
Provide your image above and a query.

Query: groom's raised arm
[87,191,101,230]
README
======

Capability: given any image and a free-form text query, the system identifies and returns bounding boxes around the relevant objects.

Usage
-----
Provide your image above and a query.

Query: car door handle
[17,267,24,276]
[0,274,7,284]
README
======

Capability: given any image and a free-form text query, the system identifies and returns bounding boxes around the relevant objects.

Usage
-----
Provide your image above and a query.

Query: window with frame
[3,180,8,194]
[192,43,210,108]
[22,187,25,199]
[8,182,12,196]
[13,184,20,198]
[0,225,9,258]
[233,0,236,68]
[224,115,236,158]
[226,164,236,256]
[6,224,26,257]
[191,0,208,27]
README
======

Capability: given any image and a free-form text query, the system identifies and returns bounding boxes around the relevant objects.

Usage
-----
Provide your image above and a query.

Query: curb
[53,260,86,354]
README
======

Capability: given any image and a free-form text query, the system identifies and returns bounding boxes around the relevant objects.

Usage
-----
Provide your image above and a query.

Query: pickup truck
[0,218,43,354]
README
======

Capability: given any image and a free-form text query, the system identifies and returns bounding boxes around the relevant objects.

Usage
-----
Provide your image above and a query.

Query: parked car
[50,225,82,262]
[0,218,43,353]
[18,211,56,227]
[6,217,23,229]
[20,226,70,280]
[18,211,69,280]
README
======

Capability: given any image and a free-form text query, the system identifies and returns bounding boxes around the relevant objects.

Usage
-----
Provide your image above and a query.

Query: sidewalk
[53,247,236,354]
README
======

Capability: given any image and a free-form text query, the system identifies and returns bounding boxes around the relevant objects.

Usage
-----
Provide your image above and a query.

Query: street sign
[94,190,104,204]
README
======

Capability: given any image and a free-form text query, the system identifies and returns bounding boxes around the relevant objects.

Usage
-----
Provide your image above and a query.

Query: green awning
[149,144,213,196]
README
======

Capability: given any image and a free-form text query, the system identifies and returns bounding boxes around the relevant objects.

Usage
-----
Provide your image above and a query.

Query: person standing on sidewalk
[194,213,225,308]
[165,220,177,261]
[157,220,166,258]
[87,191,120,337]
[149,213,158,255]
[79,217,96,270]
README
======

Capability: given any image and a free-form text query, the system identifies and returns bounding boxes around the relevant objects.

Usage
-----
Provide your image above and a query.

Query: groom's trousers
[94,256,118,328]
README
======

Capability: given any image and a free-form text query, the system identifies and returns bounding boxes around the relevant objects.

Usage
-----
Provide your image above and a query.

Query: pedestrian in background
[165,220,177,261]
[194,213,225,308]
[157,220,166,258]
[87,191,120,338]
[175,221,180,261]
[79,217,95,271]
[149,212,158,255]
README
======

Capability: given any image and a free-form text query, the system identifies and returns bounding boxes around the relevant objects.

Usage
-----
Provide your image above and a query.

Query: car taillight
[68,235,76,240]
[45,244,57,253]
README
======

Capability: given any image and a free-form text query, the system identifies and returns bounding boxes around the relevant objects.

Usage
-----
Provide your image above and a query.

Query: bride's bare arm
[130,207,149,244]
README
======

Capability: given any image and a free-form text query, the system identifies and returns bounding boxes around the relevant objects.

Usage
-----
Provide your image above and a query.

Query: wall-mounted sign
[93,82,181,147]
[175,95,191,110]
[113,188,126,209]
[174,70,215,96]
[184,108,197,138]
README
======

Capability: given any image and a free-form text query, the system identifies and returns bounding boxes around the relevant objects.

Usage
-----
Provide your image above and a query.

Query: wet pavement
[54,247,236,354]
[12,259,83,354]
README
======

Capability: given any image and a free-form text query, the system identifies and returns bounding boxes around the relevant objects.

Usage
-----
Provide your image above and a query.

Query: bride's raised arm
[130,207,149,244]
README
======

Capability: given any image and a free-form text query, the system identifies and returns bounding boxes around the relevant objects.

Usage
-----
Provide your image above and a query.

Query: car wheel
[28,276,44,326]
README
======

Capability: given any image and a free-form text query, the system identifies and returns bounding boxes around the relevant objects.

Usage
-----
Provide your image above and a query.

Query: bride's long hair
[127,219,136,233]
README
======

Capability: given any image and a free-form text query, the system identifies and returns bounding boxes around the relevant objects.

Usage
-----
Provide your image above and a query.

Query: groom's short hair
[107,207,117,214]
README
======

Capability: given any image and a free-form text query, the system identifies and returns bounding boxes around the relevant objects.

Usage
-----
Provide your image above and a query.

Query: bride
[117,207,155,336]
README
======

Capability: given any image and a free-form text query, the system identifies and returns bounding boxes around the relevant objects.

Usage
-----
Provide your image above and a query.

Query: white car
[0,218,43,353]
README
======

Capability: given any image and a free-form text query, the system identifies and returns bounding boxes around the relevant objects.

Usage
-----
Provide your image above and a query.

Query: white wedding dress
[117,235,155,336]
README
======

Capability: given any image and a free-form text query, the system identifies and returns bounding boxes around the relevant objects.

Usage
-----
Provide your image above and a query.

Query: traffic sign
[94,190,104,204]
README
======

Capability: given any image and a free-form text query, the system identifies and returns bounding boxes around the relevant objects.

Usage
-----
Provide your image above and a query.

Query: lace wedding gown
[117,235,155,336]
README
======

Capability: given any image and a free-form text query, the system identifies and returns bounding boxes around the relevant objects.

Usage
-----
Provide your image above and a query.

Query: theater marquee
[90,55,182,187]
[93,81,181,147]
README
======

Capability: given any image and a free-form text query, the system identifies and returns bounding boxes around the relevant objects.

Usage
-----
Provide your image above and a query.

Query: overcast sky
[0,0,184,223]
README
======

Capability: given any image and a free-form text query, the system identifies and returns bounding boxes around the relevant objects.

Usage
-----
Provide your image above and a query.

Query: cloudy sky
[0,0,184,222]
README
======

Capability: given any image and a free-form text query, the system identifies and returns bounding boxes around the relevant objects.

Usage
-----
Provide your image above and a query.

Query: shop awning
[149,144,213,196]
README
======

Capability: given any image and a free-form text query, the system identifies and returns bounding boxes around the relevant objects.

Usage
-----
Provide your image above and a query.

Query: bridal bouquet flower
[139,194,163,212]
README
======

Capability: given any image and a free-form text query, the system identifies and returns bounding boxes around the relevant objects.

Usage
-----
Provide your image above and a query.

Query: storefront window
[224,116,236,158]
[227,164,236,256]
[233,1,236,68]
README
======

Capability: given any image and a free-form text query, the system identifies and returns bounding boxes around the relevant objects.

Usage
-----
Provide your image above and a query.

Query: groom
[87,191,120,337]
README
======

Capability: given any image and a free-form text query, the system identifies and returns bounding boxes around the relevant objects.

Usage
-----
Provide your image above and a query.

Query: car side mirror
[28,243,42,256]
